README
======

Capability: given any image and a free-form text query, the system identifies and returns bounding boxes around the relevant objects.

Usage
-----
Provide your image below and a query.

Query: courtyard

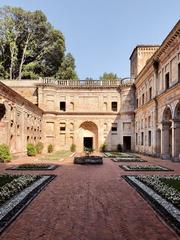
[0,153,180,240]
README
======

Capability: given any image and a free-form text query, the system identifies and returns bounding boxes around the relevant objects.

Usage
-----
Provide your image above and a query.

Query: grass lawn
[39,150,72,161]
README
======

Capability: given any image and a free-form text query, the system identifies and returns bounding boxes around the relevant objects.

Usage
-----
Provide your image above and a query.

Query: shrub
[70,143,76,152]
[48,144,54,153]
[0,144,11,162]
[27,144,37,156]
[117,144,122,152]
[35,142,44,154]
[100,143,107,152]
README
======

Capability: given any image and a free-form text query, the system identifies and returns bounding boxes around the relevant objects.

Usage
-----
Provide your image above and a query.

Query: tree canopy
[0,6,78,80]
[56,53,78,80]
[99,72,120,80]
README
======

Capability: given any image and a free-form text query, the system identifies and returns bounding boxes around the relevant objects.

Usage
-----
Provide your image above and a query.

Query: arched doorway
[78,121,98,151]
[161,106,172,159]
[173,102,180,160]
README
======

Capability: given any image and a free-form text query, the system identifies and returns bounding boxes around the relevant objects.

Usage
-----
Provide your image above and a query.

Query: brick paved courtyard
[0,154,180,240]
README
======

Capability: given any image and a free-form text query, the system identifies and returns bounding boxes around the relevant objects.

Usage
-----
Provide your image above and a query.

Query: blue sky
[0,0,180,79]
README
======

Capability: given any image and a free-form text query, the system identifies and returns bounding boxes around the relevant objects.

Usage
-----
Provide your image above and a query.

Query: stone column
[172,119,180,161]
[161,122,171,159]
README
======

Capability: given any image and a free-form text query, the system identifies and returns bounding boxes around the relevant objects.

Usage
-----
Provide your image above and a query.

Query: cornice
[135,20,180,84]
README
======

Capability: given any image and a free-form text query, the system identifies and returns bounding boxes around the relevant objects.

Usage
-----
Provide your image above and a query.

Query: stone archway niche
[77,121,98,152]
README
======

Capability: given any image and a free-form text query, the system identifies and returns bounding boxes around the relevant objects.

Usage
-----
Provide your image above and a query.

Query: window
[111,102,117,111]
[136,133,138,145]
[149,87,152,100]
[136,98,138,108]
[148,131,151,146]
[141,132,144,145]
[165,72,170,90]
[148,116,151,128]
[60,122,66,131]
[142,94,145,105]
[111,123,117,132]
[178,63,180,82]
[60,101,66,111]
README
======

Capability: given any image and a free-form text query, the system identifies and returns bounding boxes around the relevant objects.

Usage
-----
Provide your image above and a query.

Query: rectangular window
[60,101,66,111]
[111,102,117,111]
[148,131,151,146]
[141,132,144,145]
[149,87,152,100]
[111,123,117,132]
[136,133,138,145]
[136,98,138,108]
[178,63,180,82]
[165,72,170,90]
[142,94,145,105]
[60,123,66,131]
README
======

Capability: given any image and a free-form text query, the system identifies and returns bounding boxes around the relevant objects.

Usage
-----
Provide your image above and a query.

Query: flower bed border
[0,174,56,234]
[122,175,180,235]
[6,164,59,171]
[104,152,140,158]
[119,165,173,171]
[112,158,147,162]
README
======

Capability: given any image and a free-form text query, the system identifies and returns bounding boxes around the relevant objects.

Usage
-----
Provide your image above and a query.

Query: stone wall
[134,20,180,160]
[0,81,43,156]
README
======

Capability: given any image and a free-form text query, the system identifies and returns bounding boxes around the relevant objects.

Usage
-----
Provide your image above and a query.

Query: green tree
[99,72,119,80]
[56,53,78,80]
[0,6,65,79]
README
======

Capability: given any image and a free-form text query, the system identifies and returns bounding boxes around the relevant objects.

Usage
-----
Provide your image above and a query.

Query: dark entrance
[123,136,131,151]
[84,137,93,149]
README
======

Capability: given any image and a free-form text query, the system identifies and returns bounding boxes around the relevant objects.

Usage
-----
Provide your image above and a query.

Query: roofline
[129,45,160,60]
[0,81,43,115]
[135,19,180,83]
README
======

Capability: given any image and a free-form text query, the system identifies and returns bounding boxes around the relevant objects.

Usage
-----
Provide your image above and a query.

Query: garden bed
[6,164,58,171]
[112,158,146,162]
[104,152,140,158]
[120,165,173,171]
[74,156,103,164]
[122,175,180,235]
[0,173,55,234]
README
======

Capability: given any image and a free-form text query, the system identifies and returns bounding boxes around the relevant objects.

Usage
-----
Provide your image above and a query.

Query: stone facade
[0,81,43,156]
[1,79,135,152]
[1,20,180,160]
[133,20,180,160]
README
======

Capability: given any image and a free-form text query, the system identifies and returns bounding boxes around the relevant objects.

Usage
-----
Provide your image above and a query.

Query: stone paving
[0,154,180,240]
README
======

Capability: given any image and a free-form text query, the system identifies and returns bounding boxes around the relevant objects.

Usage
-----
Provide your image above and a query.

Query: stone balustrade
[39,78,133,87]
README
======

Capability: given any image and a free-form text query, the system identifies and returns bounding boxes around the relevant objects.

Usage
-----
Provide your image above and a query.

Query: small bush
[48,144,54,153]
[100,143,107,152]
[27,144,37,156]
[117,144,122,152]
[35,142,44,154]
[70,143,76,152]
[0,144,11,162]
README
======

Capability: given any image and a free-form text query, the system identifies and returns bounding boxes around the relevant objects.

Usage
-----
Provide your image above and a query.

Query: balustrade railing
[40,78,133,87]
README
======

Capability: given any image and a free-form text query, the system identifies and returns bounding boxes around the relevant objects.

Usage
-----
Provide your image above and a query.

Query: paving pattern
[0,154,180,240]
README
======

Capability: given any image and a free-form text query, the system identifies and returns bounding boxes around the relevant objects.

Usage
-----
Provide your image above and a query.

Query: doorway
[123,136,131,151]
[84,137,93,150]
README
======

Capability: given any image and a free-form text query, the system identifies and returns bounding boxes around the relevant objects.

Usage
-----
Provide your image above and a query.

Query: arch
[174,101,180,120]
[78,121,98,151]
[162,106,172,122]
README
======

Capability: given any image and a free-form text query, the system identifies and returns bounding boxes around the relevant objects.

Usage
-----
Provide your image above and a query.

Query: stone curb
[122,175,180,236]
[0,175,56,234]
